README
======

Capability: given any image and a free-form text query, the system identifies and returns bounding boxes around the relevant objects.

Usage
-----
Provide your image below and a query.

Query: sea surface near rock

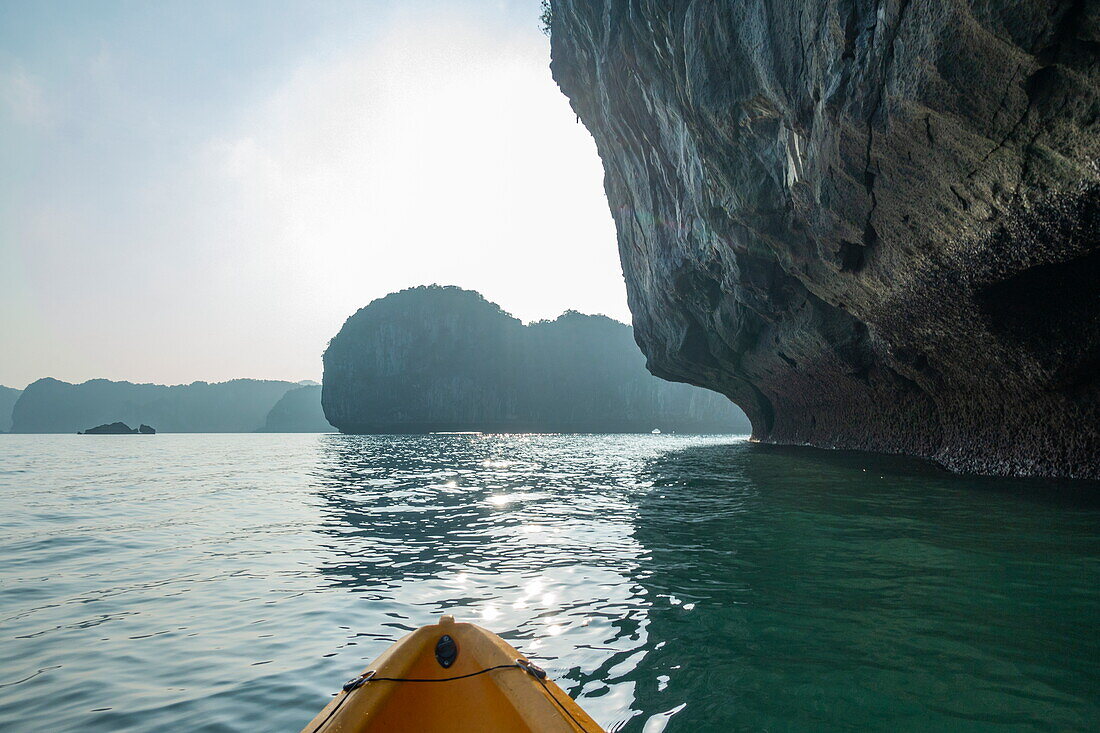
[549,0,1099,477]
[0,434,1096,731]
[322,285,749,433]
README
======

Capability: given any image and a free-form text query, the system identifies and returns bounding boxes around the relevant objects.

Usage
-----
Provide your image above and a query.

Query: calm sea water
[0,434,1097,731]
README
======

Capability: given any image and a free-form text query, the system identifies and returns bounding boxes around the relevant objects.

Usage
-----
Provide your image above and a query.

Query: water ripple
[0,434,1097,731]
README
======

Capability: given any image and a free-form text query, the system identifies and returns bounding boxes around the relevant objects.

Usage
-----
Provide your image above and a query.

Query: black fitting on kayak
[342,670,375,692]
[516,658,546,679]
[435,634,459,668]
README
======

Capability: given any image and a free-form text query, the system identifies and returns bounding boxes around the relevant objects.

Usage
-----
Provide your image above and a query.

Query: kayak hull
[302,615,603,733]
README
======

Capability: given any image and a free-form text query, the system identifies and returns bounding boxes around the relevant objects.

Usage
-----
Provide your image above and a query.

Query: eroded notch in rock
[839,240,865,272]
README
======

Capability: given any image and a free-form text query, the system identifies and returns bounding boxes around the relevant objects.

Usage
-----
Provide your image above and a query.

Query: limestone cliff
[322,285,749,433]
[549,0,1099,477]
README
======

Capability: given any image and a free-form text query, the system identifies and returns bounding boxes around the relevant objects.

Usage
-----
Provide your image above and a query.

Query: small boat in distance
[302,615,603,732]
[651,428,661,434]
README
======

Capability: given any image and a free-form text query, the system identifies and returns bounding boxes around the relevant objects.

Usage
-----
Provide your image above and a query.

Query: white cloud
[193,8,623,335]
[0,66,49,126]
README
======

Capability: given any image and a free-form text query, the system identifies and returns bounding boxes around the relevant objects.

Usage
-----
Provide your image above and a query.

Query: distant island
[259,385,331,432]
[8,378,333,434]
[80,422,156,435]
[0,385,20,432]
[3,290,750,436]
[322,285,750,433]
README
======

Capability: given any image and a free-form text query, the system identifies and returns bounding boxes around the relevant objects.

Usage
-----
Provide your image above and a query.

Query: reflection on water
[0,434,1097,731]
[629,444,1100,731]
[312,435,658,728]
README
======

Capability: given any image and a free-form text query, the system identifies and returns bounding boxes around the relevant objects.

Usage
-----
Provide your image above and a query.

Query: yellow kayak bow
[302,615,605,733]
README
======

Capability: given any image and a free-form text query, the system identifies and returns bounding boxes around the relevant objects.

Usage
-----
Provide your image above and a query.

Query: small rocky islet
[79,422,156,435]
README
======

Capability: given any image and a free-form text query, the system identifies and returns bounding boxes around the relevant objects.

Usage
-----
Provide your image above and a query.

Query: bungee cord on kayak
[314,661,593,733]
[344,663,524,688]
[304,616,604,733]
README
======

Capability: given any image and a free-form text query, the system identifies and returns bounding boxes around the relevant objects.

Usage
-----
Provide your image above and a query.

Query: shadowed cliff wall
[549,0,1099,477]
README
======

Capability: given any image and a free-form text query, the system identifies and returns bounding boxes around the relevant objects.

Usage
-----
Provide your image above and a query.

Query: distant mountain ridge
[10,378,308,433]
[323,285,750,433]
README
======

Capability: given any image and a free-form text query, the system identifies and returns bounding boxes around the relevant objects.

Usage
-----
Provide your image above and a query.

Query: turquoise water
[0,434,1097,731]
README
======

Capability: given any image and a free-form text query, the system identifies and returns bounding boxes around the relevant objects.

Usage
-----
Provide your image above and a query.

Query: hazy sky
[0,0,623,388]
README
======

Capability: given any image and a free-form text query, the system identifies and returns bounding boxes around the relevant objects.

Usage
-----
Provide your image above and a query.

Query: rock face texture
[549,0,1100,477]
[322,285,749,433]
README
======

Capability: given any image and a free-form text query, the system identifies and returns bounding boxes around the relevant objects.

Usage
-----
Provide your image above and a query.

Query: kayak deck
[302,615,604,733]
